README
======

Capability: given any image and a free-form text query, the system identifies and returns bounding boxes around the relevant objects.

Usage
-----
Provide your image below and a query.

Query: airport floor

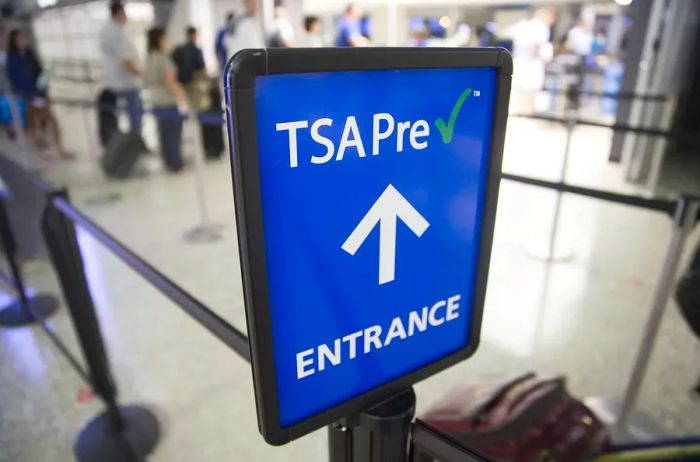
[1,104,699,462]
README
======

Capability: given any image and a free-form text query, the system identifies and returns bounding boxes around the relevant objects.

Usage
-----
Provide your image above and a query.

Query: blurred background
[1,0,698,192]
[0,0,698,461]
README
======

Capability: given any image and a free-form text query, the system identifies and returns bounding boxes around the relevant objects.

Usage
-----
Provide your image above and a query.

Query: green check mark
[435,88,472,144]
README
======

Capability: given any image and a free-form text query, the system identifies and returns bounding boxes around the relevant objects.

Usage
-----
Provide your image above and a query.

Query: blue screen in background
[254,67,497,427]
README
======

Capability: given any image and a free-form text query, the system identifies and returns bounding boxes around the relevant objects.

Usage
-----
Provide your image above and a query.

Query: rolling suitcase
[97,89,118,147]
[200,81,224,159]
[101,131,146,179]
[422,373,610,462]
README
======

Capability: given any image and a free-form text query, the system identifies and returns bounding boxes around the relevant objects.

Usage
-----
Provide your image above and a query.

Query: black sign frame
[225,48,512,445]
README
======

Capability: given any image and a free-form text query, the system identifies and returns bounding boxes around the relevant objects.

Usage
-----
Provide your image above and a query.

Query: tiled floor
[0,103,698,461]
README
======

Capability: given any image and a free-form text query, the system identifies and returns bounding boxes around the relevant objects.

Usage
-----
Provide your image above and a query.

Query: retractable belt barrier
[50,96,226,126]
[518,86,669,103]
[511,112,699,143]
[505,110,699,441]
[49,195,250,360]
[2,92,698,460]
[48,95,227,242]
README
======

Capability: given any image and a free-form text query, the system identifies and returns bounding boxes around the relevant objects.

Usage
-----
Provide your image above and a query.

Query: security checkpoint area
[1,0,700,461]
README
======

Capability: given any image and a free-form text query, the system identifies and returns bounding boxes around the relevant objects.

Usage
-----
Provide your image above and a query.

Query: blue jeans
[152,106,184,172]
[116,89,143,134]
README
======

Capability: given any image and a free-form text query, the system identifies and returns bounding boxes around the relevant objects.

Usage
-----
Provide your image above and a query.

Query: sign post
[225,48,512,447]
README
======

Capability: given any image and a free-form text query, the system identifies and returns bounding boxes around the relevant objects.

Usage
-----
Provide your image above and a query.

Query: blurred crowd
[0,0,627,173]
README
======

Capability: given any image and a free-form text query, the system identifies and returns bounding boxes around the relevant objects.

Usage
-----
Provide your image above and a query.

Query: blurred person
[591,27,607,54]
[511,8,555,112]
[6,29,71,160]
[268,5,297,48]
[301,16,324,47]
[0,23,18,140]
[335,3,370,47]
[408,19,430,47]
[565,20,594,112]
[173,26,223,159]
[444,23,472,47]
[566,20,593,57]
[360,15,373,41]
[172,26,209,111]
[225,0,265,59]
[144,27,188,173]
[100,1,143,135]
[215,12,235,71]
[512,8,554,61]
[478,23,497,47]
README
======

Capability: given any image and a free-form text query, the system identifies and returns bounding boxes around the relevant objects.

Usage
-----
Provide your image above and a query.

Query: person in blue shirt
[6,29,70,160]
[215,13,235,72]
[335,3,370,47]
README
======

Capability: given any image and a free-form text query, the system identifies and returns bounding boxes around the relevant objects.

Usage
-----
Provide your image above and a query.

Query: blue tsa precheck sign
[226,48,511,445]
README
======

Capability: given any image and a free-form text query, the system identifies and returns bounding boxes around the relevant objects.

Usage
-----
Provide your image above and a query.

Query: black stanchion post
[0,188,59,327]
[41,190,159,462]
[329,388,416,462]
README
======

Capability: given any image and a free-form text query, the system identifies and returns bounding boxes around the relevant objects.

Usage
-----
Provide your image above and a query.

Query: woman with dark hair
[6,29,71,160]
[144,27,188,172]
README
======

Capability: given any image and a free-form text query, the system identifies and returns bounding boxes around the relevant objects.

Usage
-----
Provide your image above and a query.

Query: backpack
[172,44,204,86]
[422,373,610,462]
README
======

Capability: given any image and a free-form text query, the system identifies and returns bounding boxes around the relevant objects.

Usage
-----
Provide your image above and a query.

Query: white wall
[32,0,155,61]
[167,0,217,72]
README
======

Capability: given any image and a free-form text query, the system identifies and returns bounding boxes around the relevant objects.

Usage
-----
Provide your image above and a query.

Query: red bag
[422,373,610,462]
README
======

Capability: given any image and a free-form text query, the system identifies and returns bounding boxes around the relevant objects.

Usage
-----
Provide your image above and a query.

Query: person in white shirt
[268,6,297,48]
[511,8,555,113]
[566,21,594,57]
[99,1,144,134]
[225,0,265,59]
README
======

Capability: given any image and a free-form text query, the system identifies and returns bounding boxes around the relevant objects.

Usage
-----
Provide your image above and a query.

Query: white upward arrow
[342,184,430,285]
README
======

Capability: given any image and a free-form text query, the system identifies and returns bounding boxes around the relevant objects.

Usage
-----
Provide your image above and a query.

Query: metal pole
[548,115,575,259]
[528,114,576,262]
[329,388,416,462]
[184,112,222,243]
[41,190,120,411]
[329,422,353,462]
[0,189,59,327]
[191,113,209,227]
[0,194,29,307]
[616,197,700,432]
[42,192,160,462]
[80,61,96,157]
[0,165,61,327]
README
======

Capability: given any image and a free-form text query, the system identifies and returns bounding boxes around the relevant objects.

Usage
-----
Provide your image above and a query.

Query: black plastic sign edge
[224,47,512,446]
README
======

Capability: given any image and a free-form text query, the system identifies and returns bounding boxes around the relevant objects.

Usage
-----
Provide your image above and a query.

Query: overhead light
[37,0,58,7]
[615,0,633,5]
[438,16,451,29]
[125,3,154,21]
